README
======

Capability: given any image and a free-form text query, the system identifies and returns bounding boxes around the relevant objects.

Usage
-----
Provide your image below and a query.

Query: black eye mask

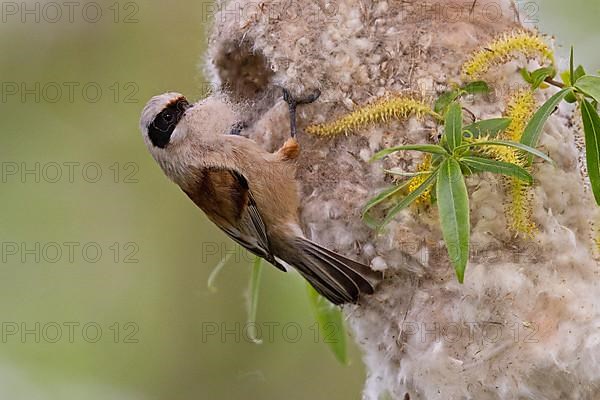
[148,98,190,149]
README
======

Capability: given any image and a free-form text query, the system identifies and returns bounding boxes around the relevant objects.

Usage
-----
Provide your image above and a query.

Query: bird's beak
[180,98,191,112]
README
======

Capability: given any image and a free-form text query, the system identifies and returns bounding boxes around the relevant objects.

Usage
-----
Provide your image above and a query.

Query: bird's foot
[282,88,321,107]
[280,87,321,138]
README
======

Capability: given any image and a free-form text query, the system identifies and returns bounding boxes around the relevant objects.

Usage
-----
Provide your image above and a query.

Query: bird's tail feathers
[285,238,381,305]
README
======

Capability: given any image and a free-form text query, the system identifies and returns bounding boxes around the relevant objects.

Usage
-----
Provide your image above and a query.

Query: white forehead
[139,92,185,133]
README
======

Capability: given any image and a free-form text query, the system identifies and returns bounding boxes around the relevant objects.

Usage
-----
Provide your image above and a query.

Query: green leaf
[307,284,348,365]
[362,181,410,219]
[530,67,555,90]
[381,170,439,227]
[246,256,263,344]
[362,211,381,230]
[574,65,587,83]
[445,102,463,152]
[434,89,460,114]
[436,158,470,283]
[520,88,571,164]
[384,169,435,177]
[561,49,585,86]
[460,161,475,176]
[459,156,533,184]
[520,68,533,84]
[580,99,600,205]
[560,71,571,87]
[463,118,512,139]
[569,46,575,87]
[575,76,600,103]
[463,81,490,95]
[430,181,438,204]
[565,91,578,104]
[431,153,444,168]
[460,140,554,164]
[371,144,448,161]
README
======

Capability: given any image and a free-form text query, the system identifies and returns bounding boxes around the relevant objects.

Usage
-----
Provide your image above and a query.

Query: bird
[139,88,381,304]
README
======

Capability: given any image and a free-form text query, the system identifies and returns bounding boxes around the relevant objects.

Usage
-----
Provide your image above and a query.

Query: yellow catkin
[508,177,537,236]
[461,30,555,79]
[306,96,439,137]
[501,89,537,237]
[502,89,536,142]
[593,221,600,254]
[469,90,537,236]
[479,136,523,166]
[408,154,433,206]
[482,89,535,165]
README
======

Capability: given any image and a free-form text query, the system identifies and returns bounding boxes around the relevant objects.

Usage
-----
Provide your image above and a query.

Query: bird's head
[140,92,240,183]
[140,92,191,151]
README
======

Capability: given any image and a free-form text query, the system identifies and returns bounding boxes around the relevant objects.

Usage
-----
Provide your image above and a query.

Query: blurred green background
[0,1,597,399]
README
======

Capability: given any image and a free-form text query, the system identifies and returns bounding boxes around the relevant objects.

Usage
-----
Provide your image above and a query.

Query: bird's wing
[183,167,285,271]
[230,170,270,251]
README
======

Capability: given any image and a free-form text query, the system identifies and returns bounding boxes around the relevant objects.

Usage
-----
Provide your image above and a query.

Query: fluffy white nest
[205,0,600,398]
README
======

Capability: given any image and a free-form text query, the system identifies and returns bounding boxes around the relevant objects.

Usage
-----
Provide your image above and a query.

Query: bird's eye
[162,112,174,123]
[147,102,184,149]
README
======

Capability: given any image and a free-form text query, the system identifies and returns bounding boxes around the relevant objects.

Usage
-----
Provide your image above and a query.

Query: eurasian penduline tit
[140,88,381,304]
